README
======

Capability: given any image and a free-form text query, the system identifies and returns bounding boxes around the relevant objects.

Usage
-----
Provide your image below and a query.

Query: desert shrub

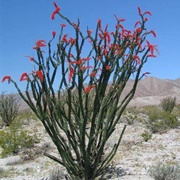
[147,112,180,133]
[0,167,14,178]
[121,106,148,124]
[172,104,180,118]
[141,130,152,142]
[122,111,137,125]
[0,92,20,126]
[149,163,180,180]
[18,109,38,122]
[145,108,180,133]
[160,96,176,113]
[20,146,43,161]
[49,168,67,180]
[0,119,37,157]
[141,105,160,116]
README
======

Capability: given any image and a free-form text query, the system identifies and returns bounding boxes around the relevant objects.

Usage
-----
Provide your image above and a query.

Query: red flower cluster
[1,76,11,83]
[85,85,95,93]
[146,40,159,57]
[20,73,29,81]
[138,7,152,16]
[68,66,75,82]
[61,24,66,27]
[19,71,44,82]
[69,57,91,66]
[52,31,56,37]
[25,56,34,61]
[35,70,44,82]
[51,2,60,20]
[1,3,157,96]
[33,40,46,49]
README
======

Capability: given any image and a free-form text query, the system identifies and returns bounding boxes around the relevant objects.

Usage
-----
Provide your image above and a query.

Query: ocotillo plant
[2,2,158,179]
[0,92,19,126]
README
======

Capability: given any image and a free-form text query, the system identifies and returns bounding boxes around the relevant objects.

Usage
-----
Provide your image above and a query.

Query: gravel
[0,119,180,180]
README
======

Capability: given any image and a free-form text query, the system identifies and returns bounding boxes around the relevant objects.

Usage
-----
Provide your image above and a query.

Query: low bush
[122,111,137,125]
[0,167,14,179]
[160,96,176,113]
[141,105,160,116]
[0,92,20,126]
[18,110,38,122]
[143,106,180,133]
[149,163,180,180]
[0,119,38,157]
[141,130,152,142]
[49,168,67,180]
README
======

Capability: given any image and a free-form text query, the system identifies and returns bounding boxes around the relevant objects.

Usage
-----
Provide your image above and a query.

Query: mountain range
[128,77,180,106]
[18,77,180,110]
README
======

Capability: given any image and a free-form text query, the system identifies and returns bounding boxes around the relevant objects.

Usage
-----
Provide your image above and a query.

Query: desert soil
[0,117,180,180]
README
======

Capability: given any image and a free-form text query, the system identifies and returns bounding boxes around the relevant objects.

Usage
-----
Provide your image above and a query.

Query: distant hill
[128,77,180,106]
[18,77,180,110]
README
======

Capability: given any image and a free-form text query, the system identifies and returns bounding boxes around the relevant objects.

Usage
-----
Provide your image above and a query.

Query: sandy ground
[0,117,180,180]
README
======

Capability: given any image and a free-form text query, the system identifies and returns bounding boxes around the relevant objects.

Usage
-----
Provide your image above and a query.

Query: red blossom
[69,54,74,58]
[80,66,92,71]
[52,31,56,37]
[97,19,101,23]
[135,28,142,34]
[99,33,103,39]
[51,2,60,20]
[61,24,66,27]
[25,56,34,61]
[134,20,141,28]
[20,73,29,81]
[135,37,143,50]
[97,56,101,60]
[35,70,44,82]
[69,38,76,45]
[114,44,123,55]
[102,49,109,56]
[85,85,95,94]
[138,7,142,16]
[37,40,46,46]
[144,11,152,16]
[142,72,151,77]
[147,54,157,58]
[72,23,79,30]
[68,66,75,82]
[87,30,92,36]
[33,40,46,49]
[62,34,68,42]
[150,30,157,38]
[70,57,91,65]
[133,55,141,64]
[111,32,115,36]
[104,32,111,44]
[90,71,96,77]
[2,76,11,83]
[146,40,159,55]
[105,65,111,70]
[97,19,102,30]
[122,29,132,39]
[114,14,125,22]
[116,24,124,30]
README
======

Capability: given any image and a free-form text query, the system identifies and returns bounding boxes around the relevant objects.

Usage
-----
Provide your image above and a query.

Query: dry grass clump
[149,163,180,180]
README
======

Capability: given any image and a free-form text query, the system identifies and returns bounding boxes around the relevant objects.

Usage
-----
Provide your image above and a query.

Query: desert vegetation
[0,93,180,179]
[1,1,180,180]
[0,92,19,126]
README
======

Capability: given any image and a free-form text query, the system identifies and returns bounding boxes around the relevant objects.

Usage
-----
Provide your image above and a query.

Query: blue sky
[0,0,180,93]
